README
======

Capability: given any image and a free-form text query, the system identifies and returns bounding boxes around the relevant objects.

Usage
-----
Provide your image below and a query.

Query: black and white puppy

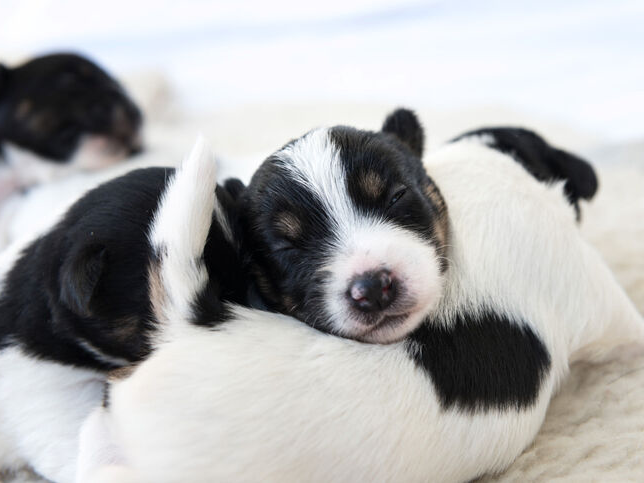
[239,111,597,344]
[0,139,246,482]
[0,53,143,198]
[78,112,644,482]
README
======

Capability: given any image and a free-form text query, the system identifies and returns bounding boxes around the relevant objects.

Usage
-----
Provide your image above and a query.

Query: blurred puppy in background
[0,53,143,200]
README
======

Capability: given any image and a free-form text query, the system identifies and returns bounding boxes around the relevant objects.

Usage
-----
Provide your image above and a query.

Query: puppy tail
[148,135,219,331]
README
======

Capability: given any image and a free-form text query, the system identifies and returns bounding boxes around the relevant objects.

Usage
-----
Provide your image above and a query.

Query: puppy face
[0,53,142,163]
[243,109,448,343]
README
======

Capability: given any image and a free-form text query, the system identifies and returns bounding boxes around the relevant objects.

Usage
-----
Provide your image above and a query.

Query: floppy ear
[382,108,425,157]
[551,148,598,203]
[59,243,107,317]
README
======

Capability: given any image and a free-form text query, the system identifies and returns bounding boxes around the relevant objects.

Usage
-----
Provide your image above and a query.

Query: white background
[1,0,643,143]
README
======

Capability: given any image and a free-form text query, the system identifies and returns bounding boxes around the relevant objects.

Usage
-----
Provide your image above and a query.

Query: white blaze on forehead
[275,128,356,236]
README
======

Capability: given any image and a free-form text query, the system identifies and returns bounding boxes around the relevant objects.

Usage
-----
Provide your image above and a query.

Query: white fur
[277,128,444,342]
[323,221,443,342]
[0,348,105,483]
[80,140,643,482]
[147,135,220,335]
[456,132,496,147]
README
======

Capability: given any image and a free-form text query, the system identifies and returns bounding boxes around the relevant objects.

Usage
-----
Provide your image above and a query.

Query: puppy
[78,112,644,482]
[241,109,449,343]
[239,110,598,343]
[0,138,246,482]
[0,53,143,199]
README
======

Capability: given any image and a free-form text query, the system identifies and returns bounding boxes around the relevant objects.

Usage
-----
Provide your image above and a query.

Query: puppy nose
[348,269,396,313]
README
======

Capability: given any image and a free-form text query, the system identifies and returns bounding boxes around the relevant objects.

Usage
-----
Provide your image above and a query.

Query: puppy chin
[340,294,441,344]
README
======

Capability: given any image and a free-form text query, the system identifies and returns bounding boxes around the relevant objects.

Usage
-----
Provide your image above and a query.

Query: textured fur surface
[77,139,643,482]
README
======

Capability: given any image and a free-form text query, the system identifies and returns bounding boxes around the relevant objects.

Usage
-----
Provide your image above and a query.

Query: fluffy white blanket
[2,91,643,481]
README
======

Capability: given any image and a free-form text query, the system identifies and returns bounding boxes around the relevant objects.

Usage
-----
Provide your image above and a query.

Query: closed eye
[273,240,298,253]
[387,187,407,209]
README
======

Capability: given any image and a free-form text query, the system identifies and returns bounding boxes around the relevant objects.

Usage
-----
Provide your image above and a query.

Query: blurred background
[1,0,643,166]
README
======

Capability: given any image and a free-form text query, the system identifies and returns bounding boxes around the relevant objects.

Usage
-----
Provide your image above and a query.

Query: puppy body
[0,140,246,482]
[0,53,143,198]
[80,138,643,482]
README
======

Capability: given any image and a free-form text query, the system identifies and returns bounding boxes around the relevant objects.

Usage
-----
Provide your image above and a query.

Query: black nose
[347,269,396,313]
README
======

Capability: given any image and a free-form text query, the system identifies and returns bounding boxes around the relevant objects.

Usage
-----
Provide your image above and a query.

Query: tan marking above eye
[425,183,446,213]
[274,211,302,239]
[359,170,385,199]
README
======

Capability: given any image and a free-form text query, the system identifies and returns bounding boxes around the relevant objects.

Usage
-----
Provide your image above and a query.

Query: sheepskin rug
[1,91,642,481]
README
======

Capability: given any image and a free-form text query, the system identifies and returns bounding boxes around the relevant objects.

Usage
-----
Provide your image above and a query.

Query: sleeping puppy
[78,113,644,482]
[0,53,142,199]
[239,110,597,343]
[0,139,247,483]
[241,109,448,343]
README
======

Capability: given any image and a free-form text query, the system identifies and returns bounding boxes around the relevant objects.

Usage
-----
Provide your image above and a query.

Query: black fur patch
[0,168,171,369]
[407,310,551,412]
[241,159,335,329]
[453,127,598,219]
[382,108,424,157]
[0,168,250,370]
[191,185,250,326]
[332,126,444,246]
[0,52,142,162]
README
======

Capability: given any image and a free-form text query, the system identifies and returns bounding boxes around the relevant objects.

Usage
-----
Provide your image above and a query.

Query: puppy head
[243,109,448,343]
[453,127,598,219]
[0,53,142,164]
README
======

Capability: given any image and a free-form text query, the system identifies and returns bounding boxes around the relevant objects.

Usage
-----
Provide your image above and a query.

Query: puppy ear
[382,108,424,157]
[59,244,107,317]
[551,148,598,203]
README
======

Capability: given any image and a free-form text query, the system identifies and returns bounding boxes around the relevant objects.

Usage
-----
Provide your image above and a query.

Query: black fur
[407,310,551,411]
[0,53,142,162]
[0,168,248,370]
[382,108,425,157]
[453,127,598,219]
[190,184,250,326]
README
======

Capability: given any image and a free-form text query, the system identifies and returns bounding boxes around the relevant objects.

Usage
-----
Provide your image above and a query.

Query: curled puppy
[0,138,247,482]
[0,53,143,198]
[78,114,643,482]
[239,110,598,343]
